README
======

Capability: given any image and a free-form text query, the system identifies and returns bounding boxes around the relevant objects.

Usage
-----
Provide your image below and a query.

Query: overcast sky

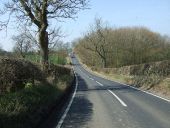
[0,0,170,51]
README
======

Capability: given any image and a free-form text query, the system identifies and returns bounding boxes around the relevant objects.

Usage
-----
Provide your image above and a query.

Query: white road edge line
[81,65,170,103]
[56,70,78,128]
[108,89,127,107]
[96,81,103,86]
[112,80,170,103]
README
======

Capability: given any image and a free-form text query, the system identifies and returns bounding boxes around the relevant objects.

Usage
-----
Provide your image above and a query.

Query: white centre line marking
[79,60,170,103]
[56,71,78,128]
[89,78,94,80]
[110,80,170,102]
[78,68,90,78]
[96,81,103,86]
[108,89,127,107]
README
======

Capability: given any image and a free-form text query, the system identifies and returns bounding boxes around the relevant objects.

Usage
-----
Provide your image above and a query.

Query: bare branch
[19,0,41,27]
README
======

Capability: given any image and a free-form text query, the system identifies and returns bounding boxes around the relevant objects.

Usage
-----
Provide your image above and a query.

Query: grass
[25,53,66,65]
[0,55,73,127]
[78,58,131,84]
[49,54,66,65]
[66,57,72,65]
[0,85,59,128]
[92,70,131,84]
[25,54,41,63]
[0,74,73,128]
[78,56,170,99]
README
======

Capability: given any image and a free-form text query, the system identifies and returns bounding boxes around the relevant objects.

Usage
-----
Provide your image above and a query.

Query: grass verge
[77,56,170,100]
[0,63,74,128]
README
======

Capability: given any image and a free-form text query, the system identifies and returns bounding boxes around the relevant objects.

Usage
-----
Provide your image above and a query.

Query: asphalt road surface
[57,57,170,128]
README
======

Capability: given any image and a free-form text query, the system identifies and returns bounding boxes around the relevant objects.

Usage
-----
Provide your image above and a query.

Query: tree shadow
[61,94,93,128]
[77,83,140,94]
[61,75,93,128]
[40,74,94,128]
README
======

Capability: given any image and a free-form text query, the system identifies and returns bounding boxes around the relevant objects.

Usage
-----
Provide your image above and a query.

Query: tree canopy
[75,19,170,68]
[0,0,89,68]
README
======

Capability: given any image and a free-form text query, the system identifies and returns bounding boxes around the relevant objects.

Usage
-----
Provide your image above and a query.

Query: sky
[0,0,170,51]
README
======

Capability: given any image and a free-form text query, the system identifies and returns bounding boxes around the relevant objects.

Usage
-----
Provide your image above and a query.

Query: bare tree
[48,27,64,50]
[1,0,89,68]
[22,26,63,51]
[83,18,111,68]
[75,24,170,68]
[12,33,32,58]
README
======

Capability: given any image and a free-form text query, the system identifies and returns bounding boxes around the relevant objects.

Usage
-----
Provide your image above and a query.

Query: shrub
[0,60,74,128]
[47,64,72,79]
[132,72,163,88]
[131,61,170,88]
[0,85,61,128]
[0,58,45,93]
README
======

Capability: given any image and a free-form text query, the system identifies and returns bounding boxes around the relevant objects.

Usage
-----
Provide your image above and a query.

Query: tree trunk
[39,29,49,69]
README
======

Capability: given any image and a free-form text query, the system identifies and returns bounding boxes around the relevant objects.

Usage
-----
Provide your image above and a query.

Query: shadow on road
[40,74,94,128]
[61,94,93,128]
[61,74,93,128]
[77,83,140,94]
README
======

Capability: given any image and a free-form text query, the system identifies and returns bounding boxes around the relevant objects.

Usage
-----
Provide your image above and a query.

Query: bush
[132,72,163,88]
[131,61,170,88]
[130,60,170,76]
[0,85,61,128]
[90,60,170,89]
[47,64,72,79]
[0,58,74,128]
[0,58,45,93]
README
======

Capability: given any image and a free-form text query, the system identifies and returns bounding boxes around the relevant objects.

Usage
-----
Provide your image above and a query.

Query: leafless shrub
[0,58,45,93]
[131,61,170,88]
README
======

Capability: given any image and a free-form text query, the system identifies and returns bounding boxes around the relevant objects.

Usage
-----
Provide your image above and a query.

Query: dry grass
[149,78,170,99]
[78,56,170,100]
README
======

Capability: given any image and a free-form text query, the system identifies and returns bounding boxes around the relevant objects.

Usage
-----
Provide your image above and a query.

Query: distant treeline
[75,18,170,68]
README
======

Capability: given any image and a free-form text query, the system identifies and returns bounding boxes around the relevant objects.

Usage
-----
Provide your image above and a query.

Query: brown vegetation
[83,59,170,100]
[0,58,45,93]
[0,57,73,94]
[74,19,170,98]
[75,18,170,68]
[0,57,74,128]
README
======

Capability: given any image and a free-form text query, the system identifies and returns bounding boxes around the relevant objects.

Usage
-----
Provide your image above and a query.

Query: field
[25,53,66,65]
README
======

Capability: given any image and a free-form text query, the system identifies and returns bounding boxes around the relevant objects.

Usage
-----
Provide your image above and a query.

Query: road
[57,57,170,128]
